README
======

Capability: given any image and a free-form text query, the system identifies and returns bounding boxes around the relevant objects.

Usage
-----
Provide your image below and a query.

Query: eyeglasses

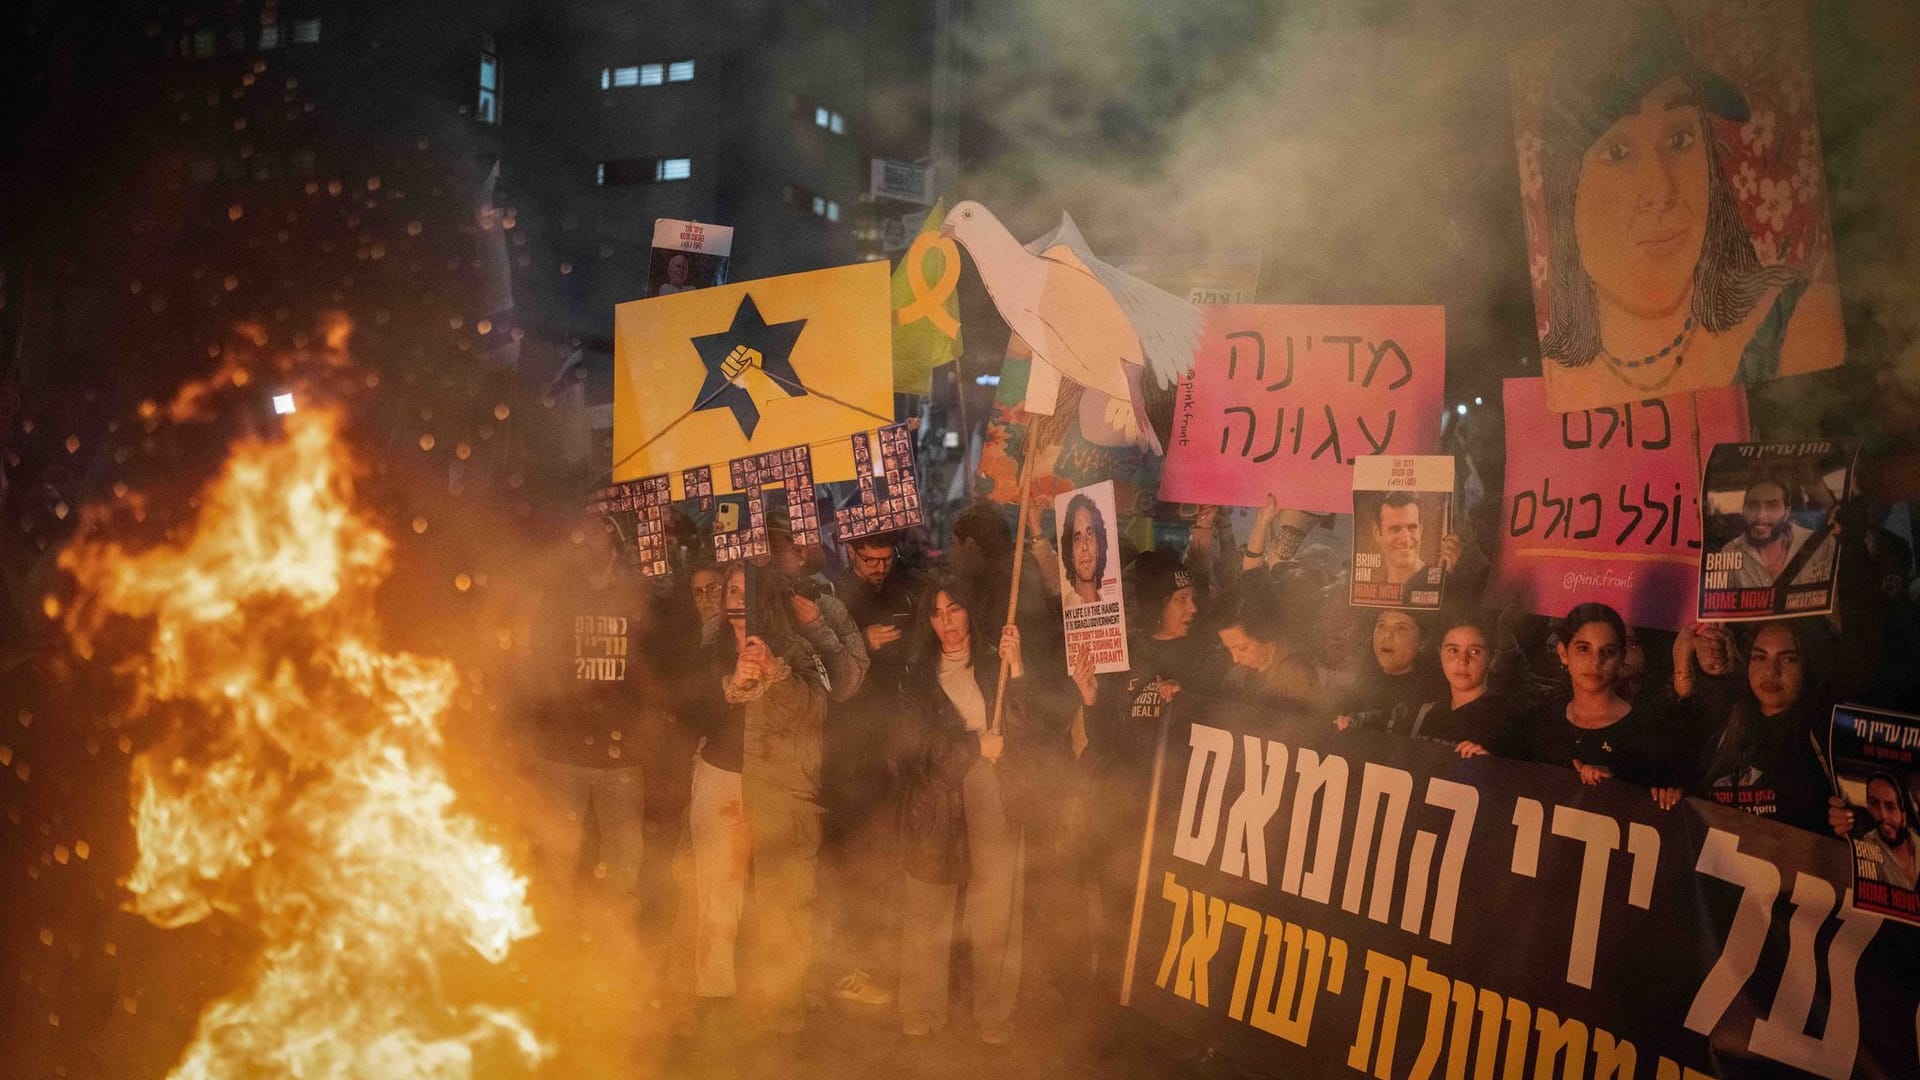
[693,583,724,599]
[853,550,896,571]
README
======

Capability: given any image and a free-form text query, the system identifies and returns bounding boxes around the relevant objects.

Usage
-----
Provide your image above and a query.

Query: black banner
[1125,697,1920,1079]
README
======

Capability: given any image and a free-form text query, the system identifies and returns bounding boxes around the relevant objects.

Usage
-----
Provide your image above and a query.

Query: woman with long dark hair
[1533,6,1841,411]
[687,563,829,1034]
[890,572,1027,1045]
[1522,602,1685,807]
[1670,618,1835,833]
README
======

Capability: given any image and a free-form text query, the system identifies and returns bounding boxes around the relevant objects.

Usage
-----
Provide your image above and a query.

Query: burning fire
[59,407,544,1077]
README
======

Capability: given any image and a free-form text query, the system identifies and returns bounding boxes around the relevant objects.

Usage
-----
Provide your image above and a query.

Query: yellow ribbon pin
[895,231,961,338]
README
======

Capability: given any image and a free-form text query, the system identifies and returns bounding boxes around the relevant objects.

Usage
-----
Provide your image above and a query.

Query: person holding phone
[812,531,921,1007]
[687,563,829,1036]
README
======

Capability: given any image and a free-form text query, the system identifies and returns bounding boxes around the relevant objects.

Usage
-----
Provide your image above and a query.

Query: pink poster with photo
[1159,305,1446,514]
[1493,377,1749,630]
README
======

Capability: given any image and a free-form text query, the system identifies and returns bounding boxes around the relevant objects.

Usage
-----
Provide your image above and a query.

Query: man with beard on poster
[1716,473,1837,591]
[1851,773,1920,893]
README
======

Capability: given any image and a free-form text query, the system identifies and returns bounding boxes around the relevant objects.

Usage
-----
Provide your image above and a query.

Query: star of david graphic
[689,295,809,438]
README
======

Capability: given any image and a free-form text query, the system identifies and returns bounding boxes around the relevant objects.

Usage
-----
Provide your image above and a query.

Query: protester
[1422,614,1522,759]
[818,531,920,1007]
[1081,552,1224,989]
[1670,620,1834,833]
[1521,603,1685,808]
[689,563,831,1035]
[689,561,725,626]
[1333,609,1448,736]
[765,511,870,703]
[1215,570,1326,723]
[890,574,1028,1045]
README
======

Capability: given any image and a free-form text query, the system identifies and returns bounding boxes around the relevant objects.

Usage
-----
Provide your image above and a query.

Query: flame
[60,407,544,1077]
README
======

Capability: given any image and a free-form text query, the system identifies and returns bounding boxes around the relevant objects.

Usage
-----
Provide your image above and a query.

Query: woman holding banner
[890,573,1028,1045]
[1522,603,1687,808]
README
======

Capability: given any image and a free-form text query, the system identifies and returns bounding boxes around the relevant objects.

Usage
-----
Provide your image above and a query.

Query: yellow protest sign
[612,261,893,490]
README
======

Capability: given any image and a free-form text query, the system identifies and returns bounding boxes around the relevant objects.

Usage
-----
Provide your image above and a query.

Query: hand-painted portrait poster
[1698,439,1857,621]
[1509,1,1843,413]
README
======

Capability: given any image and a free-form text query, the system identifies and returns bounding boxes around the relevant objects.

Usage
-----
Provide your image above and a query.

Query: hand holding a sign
[1573,759,1612,786]
[1069,647,1098,707]
[1439,533,1462,574]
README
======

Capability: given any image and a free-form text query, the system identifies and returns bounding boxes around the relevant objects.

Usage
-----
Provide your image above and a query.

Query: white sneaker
[831,969,895,1006]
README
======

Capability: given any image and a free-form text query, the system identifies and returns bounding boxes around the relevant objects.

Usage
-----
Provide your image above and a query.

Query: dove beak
[938,223,956,239]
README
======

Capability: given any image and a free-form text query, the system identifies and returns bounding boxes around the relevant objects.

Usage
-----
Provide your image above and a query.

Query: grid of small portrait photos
[714,444,817,562]
[838,423,924,541]
[593,466,716,579]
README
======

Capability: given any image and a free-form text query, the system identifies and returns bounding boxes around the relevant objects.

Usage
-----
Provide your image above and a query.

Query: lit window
[668,60,695,82]
[815,106,830,129]
[826,201,841,222]
[477,52,499,124]
[292,18,320,45]
[259,24,281,50]
[639,64,664,86]
[610,66,639,88]
[830,112,845,135]
[598,158,692,185]
[812,195,826,215]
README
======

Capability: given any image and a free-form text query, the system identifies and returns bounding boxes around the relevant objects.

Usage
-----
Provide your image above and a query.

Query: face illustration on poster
[1527,3,1843,411]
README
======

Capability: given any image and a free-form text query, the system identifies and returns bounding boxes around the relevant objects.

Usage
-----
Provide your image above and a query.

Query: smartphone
[714,501,741,534]
[889,611,913,629]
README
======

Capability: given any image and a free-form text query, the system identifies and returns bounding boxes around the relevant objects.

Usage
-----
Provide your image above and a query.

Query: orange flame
[60,407,544,1077]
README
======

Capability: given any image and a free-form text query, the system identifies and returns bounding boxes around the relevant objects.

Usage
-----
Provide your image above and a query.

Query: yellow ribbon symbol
[895,231,961,338]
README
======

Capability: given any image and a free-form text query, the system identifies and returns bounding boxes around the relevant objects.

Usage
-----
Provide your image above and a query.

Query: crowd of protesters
[507,487,1920,1054]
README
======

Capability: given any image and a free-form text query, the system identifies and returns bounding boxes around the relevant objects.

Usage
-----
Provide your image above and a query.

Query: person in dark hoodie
[1075,551,1225,996]
[1670,619,1835,832]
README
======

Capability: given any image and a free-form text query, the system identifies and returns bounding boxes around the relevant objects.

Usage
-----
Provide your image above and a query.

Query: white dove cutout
[940,201,1141,411]
[1026,212,1203,454]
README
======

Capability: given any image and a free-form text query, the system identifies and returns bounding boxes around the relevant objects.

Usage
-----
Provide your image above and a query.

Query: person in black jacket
[1521,602,1687,809]
[1671,619,1835,833]
[891,572,1030,1045]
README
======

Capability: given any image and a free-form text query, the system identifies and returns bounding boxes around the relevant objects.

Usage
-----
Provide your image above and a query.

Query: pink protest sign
[1493,377,1750,631]
[1160,305,1446,513]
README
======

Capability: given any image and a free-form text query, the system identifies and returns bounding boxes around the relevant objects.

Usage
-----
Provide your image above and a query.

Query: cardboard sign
[1829,704,1920,926]
[1493,377,1749,630]
[837,423,926,541]
[1698,439,1857,620]
[648,218,733,298]
[1509,1,1843,412]
[1056,480,1131,674]
[1350,455,1454,611]
[1160,305,1446,513]
[613,262,892,491]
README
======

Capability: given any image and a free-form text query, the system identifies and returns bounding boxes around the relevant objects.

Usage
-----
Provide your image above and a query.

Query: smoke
[954,0,1920,459]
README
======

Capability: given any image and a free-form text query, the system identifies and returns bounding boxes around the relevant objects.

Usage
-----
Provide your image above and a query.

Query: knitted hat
[1129,549,1193,619]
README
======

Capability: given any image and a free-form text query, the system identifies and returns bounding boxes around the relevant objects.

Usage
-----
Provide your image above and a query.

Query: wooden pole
[988,427,1039,737]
